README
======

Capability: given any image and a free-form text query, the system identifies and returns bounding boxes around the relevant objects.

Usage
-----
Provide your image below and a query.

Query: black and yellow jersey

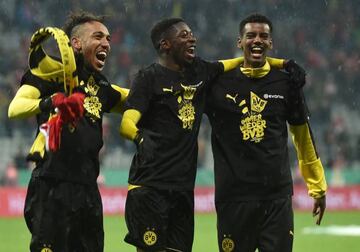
[125,57,223,190]
[206,67,309,201]
[16,68,122,184]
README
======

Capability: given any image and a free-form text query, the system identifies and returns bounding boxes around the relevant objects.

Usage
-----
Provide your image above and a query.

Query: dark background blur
[1,0,360,187]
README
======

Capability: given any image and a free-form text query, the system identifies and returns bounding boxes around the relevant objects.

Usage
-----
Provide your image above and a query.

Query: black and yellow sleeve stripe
[110,85,129,113]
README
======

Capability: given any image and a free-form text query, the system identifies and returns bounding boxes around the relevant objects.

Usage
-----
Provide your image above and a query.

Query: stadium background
[0,0,359,251]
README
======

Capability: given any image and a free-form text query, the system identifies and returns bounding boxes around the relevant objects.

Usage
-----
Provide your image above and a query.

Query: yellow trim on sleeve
[119,109,142,140]
[266,57,285,69]
[219,57,244,72]
[110,85,129,113]
[8,85,42,119]
[219,56,285,73]
[290,124,327,198]
[289,124,318,161]
[299,159,327,198]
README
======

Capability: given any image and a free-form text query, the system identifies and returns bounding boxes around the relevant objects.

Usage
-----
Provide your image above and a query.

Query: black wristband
[39,96,53,112]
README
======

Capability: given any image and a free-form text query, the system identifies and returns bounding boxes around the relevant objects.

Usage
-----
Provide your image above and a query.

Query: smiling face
[165,22,197,67]
[71,21,111,72]
[238,22,272,68]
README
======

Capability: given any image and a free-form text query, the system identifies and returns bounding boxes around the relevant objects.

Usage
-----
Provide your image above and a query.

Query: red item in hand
[40,115,63,152]
[40,92,85,152]
[52,92,85,123]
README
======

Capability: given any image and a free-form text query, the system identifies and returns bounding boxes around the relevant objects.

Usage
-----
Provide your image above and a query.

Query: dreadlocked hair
[63,11,106,37]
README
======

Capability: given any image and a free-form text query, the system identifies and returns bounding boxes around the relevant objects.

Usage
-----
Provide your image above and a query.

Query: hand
[52,92,85,123]
[284,60,306,88]
[39,96,54,112]
[40,115,63,152]
[39,92,85,152]
[312,195,326,225]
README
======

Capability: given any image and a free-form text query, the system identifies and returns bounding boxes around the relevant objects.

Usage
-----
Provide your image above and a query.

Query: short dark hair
[239,13,273,36]
[63,11,106,37]
[150,17,185,51]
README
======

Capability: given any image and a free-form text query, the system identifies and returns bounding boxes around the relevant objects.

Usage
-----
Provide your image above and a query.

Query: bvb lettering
[240,114,266,142]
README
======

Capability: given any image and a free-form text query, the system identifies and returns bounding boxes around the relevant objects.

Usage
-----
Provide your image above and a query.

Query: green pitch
[1,212,359,252]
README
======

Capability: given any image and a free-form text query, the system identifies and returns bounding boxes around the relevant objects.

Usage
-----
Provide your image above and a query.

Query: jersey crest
[176,81,203,130]
[226,91,267,143]
[143,229,157,246]
[81,76,102,121]
[221,235,235,252]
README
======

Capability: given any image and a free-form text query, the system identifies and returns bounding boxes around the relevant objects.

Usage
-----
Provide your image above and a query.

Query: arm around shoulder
[119,109,142,141]
[110,84,130,113]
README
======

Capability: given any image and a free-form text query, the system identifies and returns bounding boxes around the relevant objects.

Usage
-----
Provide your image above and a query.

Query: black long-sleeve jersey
[206,67,309,201]
[21,68,121,184]
[125,57,223,190]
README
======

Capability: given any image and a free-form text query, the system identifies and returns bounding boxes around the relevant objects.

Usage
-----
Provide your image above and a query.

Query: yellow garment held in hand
[25,27,80,159]
[29,27,78,94]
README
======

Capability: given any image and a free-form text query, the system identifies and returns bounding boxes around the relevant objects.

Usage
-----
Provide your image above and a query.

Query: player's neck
[158,57,184,72]
[243,59,266,68]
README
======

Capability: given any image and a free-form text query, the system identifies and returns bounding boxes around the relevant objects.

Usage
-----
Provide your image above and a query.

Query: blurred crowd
[1,0,360,185]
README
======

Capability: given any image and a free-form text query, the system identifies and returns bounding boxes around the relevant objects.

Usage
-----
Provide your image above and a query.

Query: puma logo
[226,93,238,103]
[163,86,173,93]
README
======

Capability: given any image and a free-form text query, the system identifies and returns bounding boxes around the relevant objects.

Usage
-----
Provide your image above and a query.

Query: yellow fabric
[8,85,41,119]
[28,132,46,159]
[119,109,142,140]
[128,184,142,191]
[219,57,284,73]
[240,60,271,78]
[110,85,129,113]
[299,159,327,198]
[9,27,79,160]
[290,124,327,198]
[29,27,78,94]
[289,124,318,161]
[8,84,56,159]
[30,54,64,81]
[219,57,244,72]
[267,57,285,69]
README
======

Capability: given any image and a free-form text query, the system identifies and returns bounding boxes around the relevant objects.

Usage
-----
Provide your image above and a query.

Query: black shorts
[124,187,194,252]
[216,197,293,252]
[24,176,104,252]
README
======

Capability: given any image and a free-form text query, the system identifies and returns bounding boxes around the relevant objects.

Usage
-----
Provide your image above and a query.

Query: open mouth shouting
[250,46,264,59]
[185,45,196,60]
[96,51,107,68]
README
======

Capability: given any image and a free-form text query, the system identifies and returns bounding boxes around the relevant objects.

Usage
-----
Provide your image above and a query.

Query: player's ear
[159,39,171,51]
[269,38,273,50]
[237,36,243,50]
[71,37,82,53]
